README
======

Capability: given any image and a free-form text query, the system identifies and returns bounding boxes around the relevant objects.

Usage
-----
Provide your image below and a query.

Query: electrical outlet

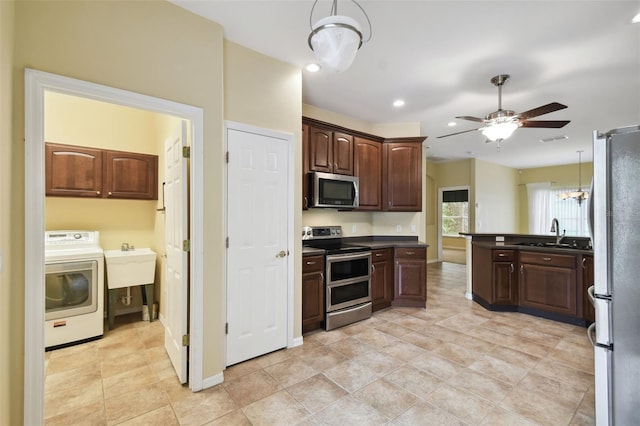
[410,224,417,233]
[396,224,402,233]
[352,225,357,233]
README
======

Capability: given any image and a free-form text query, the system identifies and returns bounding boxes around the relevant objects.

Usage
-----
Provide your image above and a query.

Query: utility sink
[104,248,157,289]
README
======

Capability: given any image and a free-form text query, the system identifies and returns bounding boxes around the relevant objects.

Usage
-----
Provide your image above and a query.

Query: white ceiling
[171,0,640,169]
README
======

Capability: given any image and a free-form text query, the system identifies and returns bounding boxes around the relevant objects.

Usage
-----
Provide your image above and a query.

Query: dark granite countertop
[303,236,428,255]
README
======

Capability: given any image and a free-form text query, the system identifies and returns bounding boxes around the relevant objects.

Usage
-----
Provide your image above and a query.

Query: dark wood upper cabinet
[45,142,158,200]
[104,150,158,200]
[46,143,103,197]
[383,141,423,211]
[354,137,382,211]
[308,126,354,176]
[302,124,310,210]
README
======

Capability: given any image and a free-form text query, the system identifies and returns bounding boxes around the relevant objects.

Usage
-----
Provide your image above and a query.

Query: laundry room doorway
[24,69,205,424]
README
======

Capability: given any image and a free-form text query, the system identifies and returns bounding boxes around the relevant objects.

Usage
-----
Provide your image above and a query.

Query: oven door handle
[326,251,371,262]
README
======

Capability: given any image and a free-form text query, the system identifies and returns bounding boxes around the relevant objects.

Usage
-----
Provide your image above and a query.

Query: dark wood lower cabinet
[492,250,518,305]
[302,255,324,333]
[371,248,393,312]
[392,247,427,307]
[519,251,577,317]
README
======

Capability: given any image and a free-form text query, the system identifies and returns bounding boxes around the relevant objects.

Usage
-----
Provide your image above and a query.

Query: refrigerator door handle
[587,322,614,350]
[587,285,596,307]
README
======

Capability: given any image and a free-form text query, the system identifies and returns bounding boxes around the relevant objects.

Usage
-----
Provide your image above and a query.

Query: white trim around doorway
[24,69,205,425]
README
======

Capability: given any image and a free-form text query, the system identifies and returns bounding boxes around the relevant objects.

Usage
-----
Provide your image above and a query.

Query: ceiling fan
[437,74,570,143]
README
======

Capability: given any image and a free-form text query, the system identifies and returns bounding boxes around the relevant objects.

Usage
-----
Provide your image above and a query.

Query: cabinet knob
[542,257,552,261]
[406,251,415,255]
[96,191,101,196]
[108,192,113,196]
[303,196,308,208]
[306,261,316,265]
[582,257,586,269]
[371,264,376,274]
[498,253,507,257]
[375,253,384,257]
[510,263,514,273]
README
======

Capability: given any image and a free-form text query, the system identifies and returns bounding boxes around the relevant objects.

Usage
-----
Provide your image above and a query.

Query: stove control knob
[73,233,82,239]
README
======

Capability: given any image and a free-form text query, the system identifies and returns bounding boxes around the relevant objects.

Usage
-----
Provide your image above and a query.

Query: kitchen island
[463,233,594,326]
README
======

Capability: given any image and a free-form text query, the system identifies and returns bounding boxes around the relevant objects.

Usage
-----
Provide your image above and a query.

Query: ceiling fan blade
[520,120,571,128]
[455,115,485,123]
[436,128,480,138]
[518,102,568,120]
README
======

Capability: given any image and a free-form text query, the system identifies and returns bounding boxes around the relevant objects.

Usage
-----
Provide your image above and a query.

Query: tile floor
[44,262,595,425]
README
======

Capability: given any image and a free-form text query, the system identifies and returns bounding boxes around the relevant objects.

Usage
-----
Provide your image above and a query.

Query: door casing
[24,69,205,425]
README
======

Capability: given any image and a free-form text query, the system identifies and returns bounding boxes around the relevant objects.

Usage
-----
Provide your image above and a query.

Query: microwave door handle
[353,181,359,205]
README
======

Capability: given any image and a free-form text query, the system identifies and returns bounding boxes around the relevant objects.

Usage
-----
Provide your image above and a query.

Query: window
[527,183,590,236]
[442,189,469,236]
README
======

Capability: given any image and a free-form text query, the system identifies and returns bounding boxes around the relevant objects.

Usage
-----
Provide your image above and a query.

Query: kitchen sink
[514,242,588,250]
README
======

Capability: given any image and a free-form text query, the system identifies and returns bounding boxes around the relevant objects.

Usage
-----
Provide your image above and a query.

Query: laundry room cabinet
[46,142,158,200]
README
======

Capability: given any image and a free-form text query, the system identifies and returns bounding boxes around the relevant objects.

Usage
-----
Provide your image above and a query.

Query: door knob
[276,250,287,258]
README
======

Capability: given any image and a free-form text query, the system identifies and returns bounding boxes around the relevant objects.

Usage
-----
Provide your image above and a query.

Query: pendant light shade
[309,15,362,73]
[308,0,372,73]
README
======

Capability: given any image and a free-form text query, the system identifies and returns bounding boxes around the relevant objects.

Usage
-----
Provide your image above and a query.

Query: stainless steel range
[302,226,372,330]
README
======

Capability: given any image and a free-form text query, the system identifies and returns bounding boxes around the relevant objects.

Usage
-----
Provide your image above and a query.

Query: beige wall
[517,163,593,233]
[223,40,303,336]
[0,1,15,424]
[474,159,518,233]
[6,0,224,422]
[44,92,181,316]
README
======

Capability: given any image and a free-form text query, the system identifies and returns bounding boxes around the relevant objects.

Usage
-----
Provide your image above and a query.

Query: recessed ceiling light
[633,12,640,23]
[539,135,568,143]
[305,63,321,72]
[447,121,457,127]
[393,99,405,107]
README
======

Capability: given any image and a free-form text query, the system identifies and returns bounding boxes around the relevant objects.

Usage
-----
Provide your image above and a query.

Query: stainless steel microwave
[310,171,359,208]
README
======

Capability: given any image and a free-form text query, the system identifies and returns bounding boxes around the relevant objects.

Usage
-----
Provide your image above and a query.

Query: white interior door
[164,120,188,383]
[226,126,289,366]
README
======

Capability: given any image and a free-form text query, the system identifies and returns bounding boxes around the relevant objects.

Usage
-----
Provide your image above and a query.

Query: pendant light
[308,0,372,73]
[558,150,589,205]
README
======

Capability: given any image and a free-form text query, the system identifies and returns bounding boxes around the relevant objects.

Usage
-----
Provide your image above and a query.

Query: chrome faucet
[550,218,565,244]
[121,242,130,251]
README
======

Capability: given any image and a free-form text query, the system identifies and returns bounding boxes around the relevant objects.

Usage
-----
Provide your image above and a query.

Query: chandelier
[308,0,372,73]
[558,150,589,205]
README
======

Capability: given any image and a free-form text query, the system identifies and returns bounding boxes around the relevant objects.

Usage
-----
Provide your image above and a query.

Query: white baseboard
[202,372,224,389]
[443,246,466,251]
[465,292,473,300]
[289,336,303,348]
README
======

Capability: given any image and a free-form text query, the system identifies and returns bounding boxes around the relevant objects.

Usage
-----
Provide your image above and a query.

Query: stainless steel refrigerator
[588,125,640,425]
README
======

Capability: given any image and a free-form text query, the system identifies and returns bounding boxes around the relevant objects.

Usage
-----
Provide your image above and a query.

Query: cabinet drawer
[520,251,576,268]
[372,248,392,262]
[493,250,515,262]
[303,255,324,273]
[395,247,426,259]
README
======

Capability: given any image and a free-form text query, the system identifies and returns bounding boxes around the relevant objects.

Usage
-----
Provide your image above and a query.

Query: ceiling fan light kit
[437,74,571,146]
[308,0,372,73]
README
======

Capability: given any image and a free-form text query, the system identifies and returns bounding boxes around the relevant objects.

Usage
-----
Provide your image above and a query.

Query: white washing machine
[44,230,104,349]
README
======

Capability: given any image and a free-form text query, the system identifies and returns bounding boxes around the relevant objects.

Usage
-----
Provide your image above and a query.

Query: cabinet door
[104,150,158,200]
[354,137,382,210]
[371,249,393,311]
[332,132,354,175]
[383,142,422,211]
[45,143,103,197]
[302,255,325,333]
[393,248,427,307]
[493,261,517,304]
[583,255,595,322]
[519,263,577,316]
[308,127,333,173]
[302,124,310,210]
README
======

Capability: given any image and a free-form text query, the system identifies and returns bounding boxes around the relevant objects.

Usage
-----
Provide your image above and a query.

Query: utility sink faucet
[550,218,565,244]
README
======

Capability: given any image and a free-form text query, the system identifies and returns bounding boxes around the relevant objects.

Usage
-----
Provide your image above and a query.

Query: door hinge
[183,239,190,251]
[182,146,191,158]
[225,323,229,335]
[225,151,229,163]
[182,334,189,346]
[226,237,229,248]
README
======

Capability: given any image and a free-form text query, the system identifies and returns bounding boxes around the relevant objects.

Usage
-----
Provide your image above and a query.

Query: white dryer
[44,230,104,349]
